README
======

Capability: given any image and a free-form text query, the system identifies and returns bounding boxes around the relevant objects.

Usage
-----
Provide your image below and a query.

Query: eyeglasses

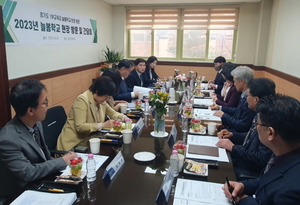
[252,119,269,127]
[38,98,49,106]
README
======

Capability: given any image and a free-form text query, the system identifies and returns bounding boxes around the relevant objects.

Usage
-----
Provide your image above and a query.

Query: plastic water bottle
[125,118,132,129]
[86,154,96,182]
[170,150,179,177]
[144,99,149,115]
[181,114,188,133]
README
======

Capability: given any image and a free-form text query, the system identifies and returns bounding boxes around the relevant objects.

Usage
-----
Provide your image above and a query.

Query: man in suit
[224,94,300,204]
[114,59,139,102]
[216,78,275,180]
[209,56,226,95]
[0,79,77,198]
[213,66,256,133]
[126,58,147,89]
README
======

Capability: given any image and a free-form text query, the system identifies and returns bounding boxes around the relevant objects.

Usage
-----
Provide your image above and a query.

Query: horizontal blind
[126,9,180,29]
[182,7,239,30]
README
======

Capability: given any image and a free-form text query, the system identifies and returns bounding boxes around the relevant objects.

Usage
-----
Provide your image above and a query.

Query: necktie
[140,75,143,87]
[33,124,42,148]
[242,116,258,146]
[263,155,275,174]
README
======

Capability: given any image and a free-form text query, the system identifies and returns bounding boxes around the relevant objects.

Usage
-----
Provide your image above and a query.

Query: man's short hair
[89,76,117,96]
[248,78,276,98]
[257,94,300,144]
[231,66,254,84]
[118,59,134,69]
[134,58,146,66]
[213,56,226,64]
[10,79,46,117]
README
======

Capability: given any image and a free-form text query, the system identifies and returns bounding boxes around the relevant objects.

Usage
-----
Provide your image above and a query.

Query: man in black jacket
[209,56,226,95]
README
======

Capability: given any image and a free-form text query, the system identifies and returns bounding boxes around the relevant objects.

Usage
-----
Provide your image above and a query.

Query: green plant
[102,46,123,63]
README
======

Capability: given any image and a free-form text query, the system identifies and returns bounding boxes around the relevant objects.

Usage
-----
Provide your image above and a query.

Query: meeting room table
[7,104,236,205]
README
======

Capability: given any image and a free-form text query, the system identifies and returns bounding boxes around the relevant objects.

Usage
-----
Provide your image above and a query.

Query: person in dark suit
[223,94,300,204]
[144,56,159,86]
[213,66,256,133]
[114,59,139,102]
[211,62,241,108]
[216,78,275,180]
[208,56,226,95]
[0,79,77,198]
[125,58,147,89]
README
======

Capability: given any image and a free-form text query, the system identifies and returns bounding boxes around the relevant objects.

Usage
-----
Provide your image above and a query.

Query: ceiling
[101,0,261,6]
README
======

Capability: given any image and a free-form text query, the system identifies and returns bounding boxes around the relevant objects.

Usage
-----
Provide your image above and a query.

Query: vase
[178,81,185,92]
[154,111,165,136]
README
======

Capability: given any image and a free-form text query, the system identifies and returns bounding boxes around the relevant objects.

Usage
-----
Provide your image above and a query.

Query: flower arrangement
[174,74,187,82]
[174,74,187,92]
[100,62,110,72]
[149,91,170,115]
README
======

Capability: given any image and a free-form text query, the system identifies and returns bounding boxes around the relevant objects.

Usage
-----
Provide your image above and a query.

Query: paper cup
[120,103,128,114]
[122,129,133,144]
[207,122,217,135]
[89,138,100,154]
[165,81,170,88]
[138,92,143,100]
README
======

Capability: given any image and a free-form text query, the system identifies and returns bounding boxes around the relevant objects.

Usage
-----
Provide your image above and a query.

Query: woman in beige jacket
[57,76,127,151]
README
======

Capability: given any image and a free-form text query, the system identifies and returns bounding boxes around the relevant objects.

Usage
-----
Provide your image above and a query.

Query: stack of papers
[193,108,221,122]
[186,135,229,162]
[193,98,214,106]
[10,190,76,205]
[174,178,232,205]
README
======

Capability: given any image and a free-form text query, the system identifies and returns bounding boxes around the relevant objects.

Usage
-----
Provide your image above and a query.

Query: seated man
[213,66,256,133]
[216,78,275,179]
[125,58,147,89]
[208,56,226,95]
[114,59,139,102]
[0,79,77,198]
[223,94,300,204]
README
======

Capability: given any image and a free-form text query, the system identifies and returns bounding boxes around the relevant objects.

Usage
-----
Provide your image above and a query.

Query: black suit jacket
[144,67,159,86]
[214,71,226,95]
[125,70,146,89]
[239,149,300,204]
[114,80,132,102]
[221,96,256,132]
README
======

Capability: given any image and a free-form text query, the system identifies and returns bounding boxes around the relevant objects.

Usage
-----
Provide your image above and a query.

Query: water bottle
[182,114,188,133]
[170,150,179,177]
[125,118,132,129]
[144,99,149,115]
[86,154,96,182]
[87,180,97,202]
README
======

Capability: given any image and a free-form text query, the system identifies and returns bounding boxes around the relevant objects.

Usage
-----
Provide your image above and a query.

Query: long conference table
[10,104,236,205]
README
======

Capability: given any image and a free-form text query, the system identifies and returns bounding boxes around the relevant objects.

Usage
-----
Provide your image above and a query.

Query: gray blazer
[0,117,67,198]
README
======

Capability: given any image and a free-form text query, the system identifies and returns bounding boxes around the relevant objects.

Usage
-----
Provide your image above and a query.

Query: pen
[225,176,237,205]
[48,188,65,193]
[101,139,118,143]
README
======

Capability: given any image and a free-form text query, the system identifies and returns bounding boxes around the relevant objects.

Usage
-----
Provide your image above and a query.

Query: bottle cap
[172,150,178,155]
[88,153,94,158]
[183,114,187,117]
[144,99,149,102]
[125,118,131,122]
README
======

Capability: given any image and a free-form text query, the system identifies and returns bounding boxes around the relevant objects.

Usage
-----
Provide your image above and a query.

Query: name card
[132,117,144,140]
[156,166,174,204]
[168,124,177,148]
[102,151,124,181]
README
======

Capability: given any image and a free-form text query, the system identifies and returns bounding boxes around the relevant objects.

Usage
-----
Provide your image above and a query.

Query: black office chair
[42,106,67,157]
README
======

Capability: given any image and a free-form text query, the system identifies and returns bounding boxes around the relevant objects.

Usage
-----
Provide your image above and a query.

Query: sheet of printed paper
[174,178,231,205]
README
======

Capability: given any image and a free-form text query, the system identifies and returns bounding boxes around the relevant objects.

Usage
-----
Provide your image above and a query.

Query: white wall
[266,0,300,77]
[6,0,114,79]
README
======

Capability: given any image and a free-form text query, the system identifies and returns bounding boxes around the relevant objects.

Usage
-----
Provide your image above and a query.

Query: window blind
[126,7,239,30]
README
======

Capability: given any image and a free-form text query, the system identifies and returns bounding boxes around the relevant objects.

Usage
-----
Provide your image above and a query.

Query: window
[127,7,239,61]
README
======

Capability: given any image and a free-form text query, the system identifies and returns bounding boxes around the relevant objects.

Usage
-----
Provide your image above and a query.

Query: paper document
[133,86,151,96]
[193,108,221,122]
[186,135,229,162]
[61,153,108,178]
[193,98,214,106]
[174,178,231,205]
[10,190,76,205]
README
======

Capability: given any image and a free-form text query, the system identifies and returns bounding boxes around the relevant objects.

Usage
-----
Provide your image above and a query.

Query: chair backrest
[42,106,67,151]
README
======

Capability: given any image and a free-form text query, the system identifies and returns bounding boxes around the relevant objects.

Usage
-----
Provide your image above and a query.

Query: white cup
[207,122,217,135]
[122,129,133,144]
[120,103,128,114]
[178,154,185,172]
[169,88,175,97]
[138,92,143,100]
[89,138,100,154]
[203,83,208,90]
[202,76,206,81]
[165,82,170,88]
